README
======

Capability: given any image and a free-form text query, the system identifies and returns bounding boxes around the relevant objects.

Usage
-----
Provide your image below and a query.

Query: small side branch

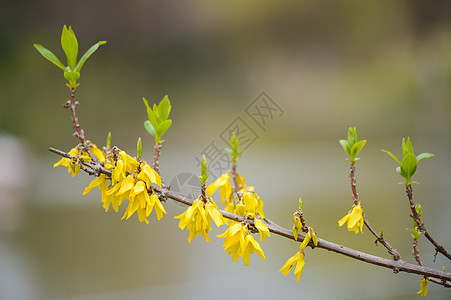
[406,186,451,261]
[349,164,401,260]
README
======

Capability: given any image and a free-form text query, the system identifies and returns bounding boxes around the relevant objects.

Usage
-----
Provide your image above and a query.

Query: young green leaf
[351,140,366,157]
[137,137,142,159]
[33,44,67,71]
[64,71,80,82]
[106,132,112,148]
[201,155,208,177]
[416,153,434,162]
[144,120,156,137]
[74,41,107,72]
[61,25,78,70]
[381,150,401,164]
[156,119,172,137]
[158,95,171,121]
[401,153,417,180]
[347,127,357,146]
[339,139,350,156]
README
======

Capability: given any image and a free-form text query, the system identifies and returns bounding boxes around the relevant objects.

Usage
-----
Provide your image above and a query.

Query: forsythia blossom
[279,249,306,283]
[217,222,265,266]
[175,197,226,242]
[82,147,165,224]
[338,203,364,234]
[417,278,428,297]
[53,144,100,176]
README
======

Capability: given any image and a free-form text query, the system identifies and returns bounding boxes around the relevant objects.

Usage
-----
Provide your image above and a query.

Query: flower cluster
[175,197,226,242]
[55,144,166,224]
[338,203,364,234]
[217,222,266,266]
[54,143,104,176]
[280,226,318,282]
[207,171,270,265]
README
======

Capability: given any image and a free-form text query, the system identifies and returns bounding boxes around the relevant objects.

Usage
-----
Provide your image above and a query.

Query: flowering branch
[48,146,451,285]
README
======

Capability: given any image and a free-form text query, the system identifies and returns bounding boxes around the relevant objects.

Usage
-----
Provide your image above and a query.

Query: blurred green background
[0,1,450,299]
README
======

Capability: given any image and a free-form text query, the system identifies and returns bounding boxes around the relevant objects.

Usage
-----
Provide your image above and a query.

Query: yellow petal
[206,202,226,227]
[82,175,106,195]
[417,278,428,297]
[299,233,311,250]
[279,252,300,276]
[294,251,306,282]
[338,214,350,227]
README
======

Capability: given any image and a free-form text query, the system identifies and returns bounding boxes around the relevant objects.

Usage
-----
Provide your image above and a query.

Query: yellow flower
[54,146,91,176]
[137,163,161,187]
[120,180,166,223]
[206,172,232,206]
[417,278,428,297]
[175,198,225,242]
[254,219,270,242]
[90,143,105,162]
[236,173,246,189]
[279,250,306,282]
[299,227,318,250]
[217,222,265,266]
[338,203,364,234]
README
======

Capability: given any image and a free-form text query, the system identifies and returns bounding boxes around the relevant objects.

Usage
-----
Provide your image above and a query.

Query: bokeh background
[0,1,450,299]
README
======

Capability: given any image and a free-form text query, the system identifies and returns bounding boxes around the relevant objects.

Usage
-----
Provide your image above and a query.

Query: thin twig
[349,164,401,260]
[49,147,451,285]
[406,186,451,261]
[153,143,161,175]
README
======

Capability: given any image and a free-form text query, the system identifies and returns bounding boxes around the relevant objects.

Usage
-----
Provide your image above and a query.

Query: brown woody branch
[406,186,451,261]
[49,147,451,286]
[349,164,401,260]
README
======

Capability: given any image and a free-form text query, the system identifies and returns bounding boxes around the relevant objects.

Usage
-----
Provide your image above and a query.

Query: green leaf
[61,25,78,70]
[347,127,357,147]
[201,154,207,176]
[339,139,350,156]
[147,107,159,130]
[156,119,172,137]
[415,204,423,222]
[74,41,107,72]
[106,132,112,148]
[402,137,414,157]
[64,71,80,87]
[401,153,417,179]
[33,44,67,71]
[416,153,434,162]
[137,137,142,159]
[152,104,162,124]
[396,166,406,178]
[381,150,401,165]
[230,133,239,152]
[144,120,156,137]
[351,140,366,157]
[158,95,171,121]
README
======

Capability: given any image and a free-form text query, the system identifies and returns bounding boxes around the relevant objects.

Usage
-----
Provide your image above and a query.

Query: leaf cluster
[198,155,210,185]
[407,204,423,240]
[226,133,243,163]
[382,138,434,186]
[143,96,172,144]
[34,25,106,89]
[339,127,366,164]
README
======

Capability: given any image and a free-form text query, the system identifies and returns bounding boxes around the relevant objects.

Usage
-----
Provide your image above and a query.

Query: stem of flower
[406,186,451,261]
[153,143,161,174]
[350,164,401,260]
